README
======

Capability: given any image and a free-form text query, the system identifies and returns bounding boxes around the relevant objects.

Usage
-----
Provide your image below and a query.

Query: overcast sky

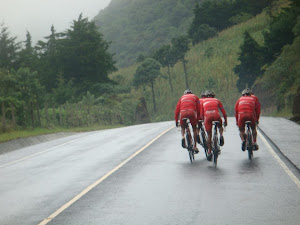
[0,0,111,43]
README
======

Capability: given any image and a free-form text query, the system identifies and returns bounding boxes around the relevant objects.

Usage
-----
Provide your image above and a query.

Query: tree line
[0,14,137,132]
[188,0,273,45]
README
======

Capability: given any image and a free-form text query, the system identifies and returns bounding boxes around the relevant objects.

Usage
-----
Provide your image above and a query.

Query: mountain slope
[93,0,197,67]
[109,12,270,120]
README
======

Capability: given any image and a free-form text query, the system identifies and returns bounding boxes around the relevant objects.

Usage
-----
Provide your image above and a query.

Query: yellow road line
[258,130,300,190]
[38,126,174,225]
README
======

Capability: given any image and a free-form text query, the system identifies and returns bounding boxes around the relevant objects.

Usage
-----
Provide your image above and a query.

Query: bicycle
[182,118,195,163]
[198,120,209,159]
[211,121,221,167]
[245,121,254,160]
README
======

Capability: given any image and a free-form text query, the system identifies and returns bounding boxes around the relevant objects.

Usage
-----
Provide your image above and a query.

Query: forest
[0,0,299,139]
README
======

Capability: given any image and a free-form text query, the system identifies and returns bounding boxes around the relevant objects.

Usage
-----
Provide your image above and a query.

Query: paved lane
[0,118,299,225]
[44,118,300,225]
[0,122,173,225]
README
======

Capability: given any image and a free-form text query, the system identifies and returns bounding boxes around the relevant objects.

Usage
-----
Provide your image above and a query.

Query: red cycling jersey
[251,94,261,121]
[201,98,227,132]
[175,94,201,127]
[235,96,257,128]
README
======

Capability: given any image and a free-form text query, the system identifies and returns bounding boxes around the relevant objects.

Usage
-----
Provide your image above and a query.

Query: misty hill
[93,0,196,67]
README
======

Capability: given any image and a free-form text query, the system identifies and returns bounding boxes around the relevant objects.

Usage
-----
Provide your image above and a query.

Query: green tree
[35,25,63,92]
[152,44,177,92]
[0,69,17,131]
[19,31,37,70]
[52,73,76,105]
[233,0,273,16]
[263,1,300,64]
[60,14,116,93]
[136,53,146,63]
[133,58,161,114]
[16,68,45,128]
[0,23,20,70]
[189,23,217,45]
[171,35,190,88]
[188,2,217,44]
[234,31,264,92]
[195,0,234,31]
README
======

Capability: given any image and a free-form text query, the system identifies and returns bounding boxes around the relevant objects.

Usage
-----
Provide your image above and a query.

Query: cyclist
[175,89,201,153]
[235,88,260,151]
[201,91,227,161]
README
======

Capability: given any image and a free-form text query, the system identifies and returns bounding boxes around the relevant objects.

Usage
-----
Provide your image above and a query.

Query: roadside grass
[0,124,124,143]
[270,108,293,118]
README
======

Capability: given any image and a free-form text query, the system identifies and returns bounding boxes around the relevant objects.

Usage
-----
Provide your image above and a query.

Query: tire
[202,131,208,157]
[186,132,191,148]
[192,149,195,161]
[186,131,193,163]
[189,149,193,163]
[213,137,218,167]
[247,131,253,160]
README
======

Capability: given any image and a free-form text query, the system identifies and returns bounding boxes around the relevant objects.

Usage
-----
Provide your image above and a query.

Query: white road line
[258,130,300,190]
[37,126,174,225]
[0,134,94,168]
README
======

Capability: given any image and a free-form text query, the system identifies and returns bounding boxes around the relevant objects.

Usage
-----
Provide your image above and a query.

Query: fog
[0,0,111,43]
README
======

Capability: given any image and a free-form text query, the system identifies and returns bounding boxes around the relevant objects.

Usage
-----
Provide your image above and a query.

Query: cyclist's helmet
[206,90,215,98]
[242,88,252,96]
[204,90,210,96]
[184,89,193,95]
[201,91,206,98]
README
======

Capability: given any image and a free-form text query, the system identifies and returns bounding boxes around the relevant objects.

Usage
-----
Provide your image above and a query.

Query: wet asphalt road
[0,118,299,225]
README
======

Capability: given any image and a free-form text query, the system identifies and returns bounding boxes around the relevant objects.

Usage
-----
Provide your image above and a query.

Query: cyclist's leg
[179,115,187,148]
[206,130,212,160]
[204,115,213,160]
[190,114,199,153]
[238,113,247,150]
[192,125,199,153]
[250,118,259,150]
[215,115,224,146]
[196,121,201,144]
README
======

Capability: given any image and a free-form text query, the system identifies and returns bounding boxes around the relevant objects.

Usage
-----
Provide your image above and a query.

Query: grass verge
[0,124,124,143]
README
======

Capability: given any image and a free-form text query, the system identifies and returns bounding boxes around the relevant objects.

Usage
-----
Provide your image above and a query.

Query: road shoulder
[259,117,300,170]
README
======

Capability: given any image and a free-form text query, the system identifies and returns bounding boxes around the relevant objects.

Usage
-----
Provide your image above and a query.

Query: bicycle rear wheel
[189,148,194,163]
[186,131,194,163]
[247,131,253,160]
[213,138,219,167]
[201,130,209,157]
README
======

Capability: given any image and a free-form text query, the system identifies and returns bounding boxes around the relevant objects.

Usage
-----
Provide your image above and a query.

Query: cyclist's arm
[175,98,181,122]
[255,99,261,121]
[218,100,227,124]
[234,100,239,124]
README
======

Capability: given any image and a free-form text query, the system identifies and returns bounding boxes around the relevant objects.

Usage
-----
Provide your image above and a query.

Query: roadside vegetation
[0,124,124,143]
[0,0,299,142]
